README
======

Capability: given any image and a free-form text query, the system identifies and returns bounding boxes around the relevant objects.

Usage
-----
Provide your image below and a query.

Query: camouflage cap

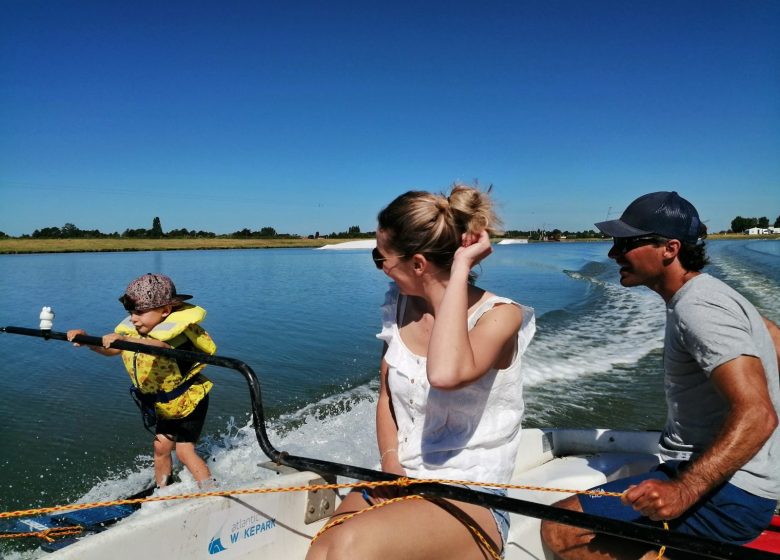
[118,273,192,313]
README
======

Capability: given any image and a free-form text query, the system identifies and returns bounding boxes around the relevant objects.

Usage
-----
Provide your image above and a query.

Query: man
[541,191,780,559]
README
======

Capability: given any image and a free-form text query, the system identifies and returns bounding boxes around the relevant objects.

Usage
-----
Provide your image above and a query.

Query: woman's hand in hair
[454,230,493,270]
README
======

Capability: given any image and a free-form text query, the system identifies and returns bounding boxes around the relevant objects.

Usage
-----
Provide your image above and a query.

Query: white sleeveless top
[377,283,536,483]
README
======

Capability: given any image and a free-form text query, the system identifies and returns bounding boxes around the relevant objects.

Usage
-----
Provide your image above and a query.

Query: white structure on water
[497,238,529,245]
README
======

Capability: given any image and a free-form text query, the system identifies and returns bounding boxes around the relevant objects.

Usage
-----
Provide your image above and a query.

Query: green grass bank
[0,233,774,255]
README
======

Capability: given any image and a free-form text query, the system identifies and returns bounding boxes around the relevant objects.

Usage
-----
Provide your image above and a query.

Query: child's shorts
[156,394,209,443]
[577,460,776,544]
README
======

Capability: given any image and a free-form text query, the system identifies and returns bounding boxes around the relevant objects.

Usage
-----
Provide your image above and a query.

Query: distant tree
[258,226,277,238]
[231,228,252,238]
[0,231,8,238]
[731,216,758,233]
[61,223,79,237]
[775,215,780,228]
[503,229,531,238]
[151,217,164,238]
[348,225,361,235]
[758,216,770,229]
[32,226,62,238]
[122,228,149,238]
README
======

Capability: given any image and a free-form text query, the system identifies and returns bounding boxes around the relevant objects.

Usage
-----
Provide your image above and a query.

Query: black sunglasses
[611,235,666,255]
[372,247,406,269]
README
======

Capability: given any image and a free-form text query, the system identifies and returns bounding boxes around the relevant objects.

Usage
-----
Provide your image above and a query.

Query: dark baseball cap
[595,191,702,243]
[119,273,192,313]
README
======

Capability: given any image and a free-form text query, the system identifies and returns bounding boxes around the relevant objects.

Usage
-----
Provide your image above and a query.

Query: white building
[746,227,780,235]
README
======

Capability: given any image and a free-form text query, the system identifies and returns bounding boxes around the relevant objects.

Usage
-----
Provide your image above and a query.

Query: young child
[67,273,216,488]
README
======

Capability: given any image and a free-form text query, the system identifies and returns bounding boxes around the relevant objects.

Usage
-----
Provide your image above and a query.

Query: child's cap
[119,273,192,313]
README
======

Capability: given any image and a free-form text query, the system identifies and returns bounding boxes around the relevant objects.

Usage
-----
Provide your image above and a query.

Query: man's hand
[621,478,699,521]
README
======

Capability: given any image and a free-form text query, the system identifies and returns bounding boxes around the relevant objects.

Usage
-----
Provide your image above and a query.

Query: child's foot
[197,477,218,491]
[156,472,181,488]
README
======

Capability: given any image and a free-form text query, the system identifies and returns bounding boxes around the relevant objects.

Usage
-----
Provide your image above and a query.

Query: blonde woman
[308,185,536,559]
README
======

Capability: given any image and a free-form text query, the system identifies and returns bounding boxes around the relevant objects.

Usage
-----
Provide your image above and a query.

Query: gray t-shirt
[661,273,780,499]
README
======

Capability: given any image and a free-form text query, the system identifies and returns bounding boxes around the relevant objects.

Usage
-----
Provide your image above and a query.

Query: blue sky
[1,0,778,237]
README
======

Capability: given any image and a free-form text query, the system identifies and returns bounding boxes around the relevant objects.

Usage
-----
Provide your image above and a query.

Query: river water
[1,239,778,558]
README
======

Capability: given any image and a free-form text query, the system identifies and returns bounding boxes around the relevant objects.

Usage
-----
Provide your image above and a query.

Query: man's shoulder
[675,274,744,309]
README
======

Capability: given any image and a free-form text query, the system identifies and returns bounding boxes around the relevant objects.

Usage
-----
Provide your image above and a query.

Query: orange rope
[0,476,624,520]
[1,525,83,543]
[0,476,666,558]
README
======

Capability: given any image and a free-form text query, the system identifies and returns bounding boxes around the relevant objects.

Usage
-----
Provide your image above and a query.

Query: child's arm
[68,330,173,355]
[67,329,122,356]
[104,333,172,349]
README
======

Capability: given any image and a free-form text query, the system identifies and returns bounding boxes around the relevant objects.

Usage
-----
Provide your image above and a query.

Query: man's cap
[594,191,701,243]
[118,273,192,313]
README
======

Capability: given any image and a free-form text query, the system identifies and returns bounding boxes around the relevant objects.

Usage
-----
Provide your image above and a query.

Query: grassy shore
[0,233,775,255]
[0,237,336,254]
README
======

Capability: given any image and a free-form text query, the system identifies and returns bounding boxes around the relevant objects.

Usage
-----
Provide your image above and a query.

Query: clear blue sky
[1,0,778,237]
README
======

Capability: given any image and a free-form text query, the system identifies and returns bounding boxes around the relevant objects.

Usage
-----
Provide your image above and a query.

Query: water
[1,239,778,558]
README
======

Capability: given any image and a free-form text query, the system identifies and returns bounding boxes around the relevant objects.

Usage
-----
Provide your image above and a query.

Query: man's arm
[764,317,780,373]
[622,355,778,520]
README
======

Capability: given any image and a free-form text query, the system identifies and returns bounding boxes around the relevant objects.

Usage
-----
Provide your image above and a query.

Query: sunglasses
[372,247,406,269]
[611,235,666,255]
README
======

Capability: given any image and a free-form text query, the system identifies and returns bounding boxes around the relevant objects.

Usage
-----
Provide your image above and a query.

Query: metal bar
[2,326,777,559]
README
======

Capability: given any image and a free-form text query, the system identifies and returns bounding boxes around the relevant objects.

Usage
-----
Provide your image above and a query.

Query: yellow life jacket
[115,304,216,420]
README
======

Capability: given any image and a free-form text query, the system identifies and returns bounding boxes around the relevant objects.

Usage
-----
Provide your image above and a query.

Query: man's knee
[540,495,584,552]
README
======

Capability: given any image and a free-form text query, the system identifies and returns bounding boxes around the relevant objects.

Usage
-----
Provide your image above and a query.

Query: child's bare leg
[153,434,176,486]
[175,442,212,483]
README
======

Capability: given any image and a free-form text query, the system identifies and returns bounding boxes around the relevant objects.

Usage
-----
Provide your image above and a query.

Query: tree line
[4,217,370,240]
[2,214,777,241]
[731,215,780,233]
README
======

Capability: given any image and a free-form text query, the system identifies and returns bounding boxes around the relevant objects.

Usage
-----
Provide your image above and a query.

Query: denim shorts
[577,461,776,544]
[454,484,509,555]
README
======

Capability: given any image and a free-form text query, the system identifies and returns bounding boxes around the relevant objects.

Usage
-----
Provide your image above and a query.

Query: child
[67,273,217,488]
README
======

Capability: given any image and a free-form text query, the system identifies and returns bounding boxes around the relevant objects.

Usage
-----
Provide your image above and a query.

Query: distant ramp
[497,239,529,245]
[316,240,376,250]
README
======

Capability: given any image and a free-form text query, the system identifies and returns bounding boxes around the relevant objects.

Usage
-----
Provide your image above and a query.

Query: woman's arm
[376,349,404,475]
[427,231,523,389]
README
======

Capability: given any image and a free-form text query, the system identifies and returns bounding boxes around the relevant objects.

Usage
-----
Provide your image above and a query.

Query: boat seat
[504,452,660,559]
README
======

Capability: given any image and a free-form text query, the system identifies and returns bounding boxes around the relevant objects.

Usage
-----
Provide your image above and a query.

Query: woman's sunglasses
[611,235,666,255]
[372,247,406,269]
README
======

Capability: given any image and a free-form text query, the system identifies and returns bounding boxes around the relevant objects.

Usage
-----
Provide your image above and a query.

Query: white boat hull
[47,428,663,559]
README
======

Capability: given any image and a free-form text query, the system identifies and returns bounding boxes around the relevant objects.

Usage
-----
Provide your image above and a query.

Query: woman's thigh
[310,490,502,560]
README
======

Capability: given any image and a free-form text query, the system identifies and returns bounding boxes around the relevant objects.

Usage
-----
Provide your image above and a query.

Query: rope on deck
[1,477,667,558]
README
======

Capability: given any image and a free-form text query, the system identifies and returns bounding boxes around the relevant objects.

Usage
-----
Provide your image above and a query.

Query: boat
[2,326,778,559]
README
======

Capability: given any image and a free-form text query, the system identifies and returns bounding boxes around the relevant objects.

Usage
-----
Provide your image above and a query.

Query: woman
[307,185,536,559]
